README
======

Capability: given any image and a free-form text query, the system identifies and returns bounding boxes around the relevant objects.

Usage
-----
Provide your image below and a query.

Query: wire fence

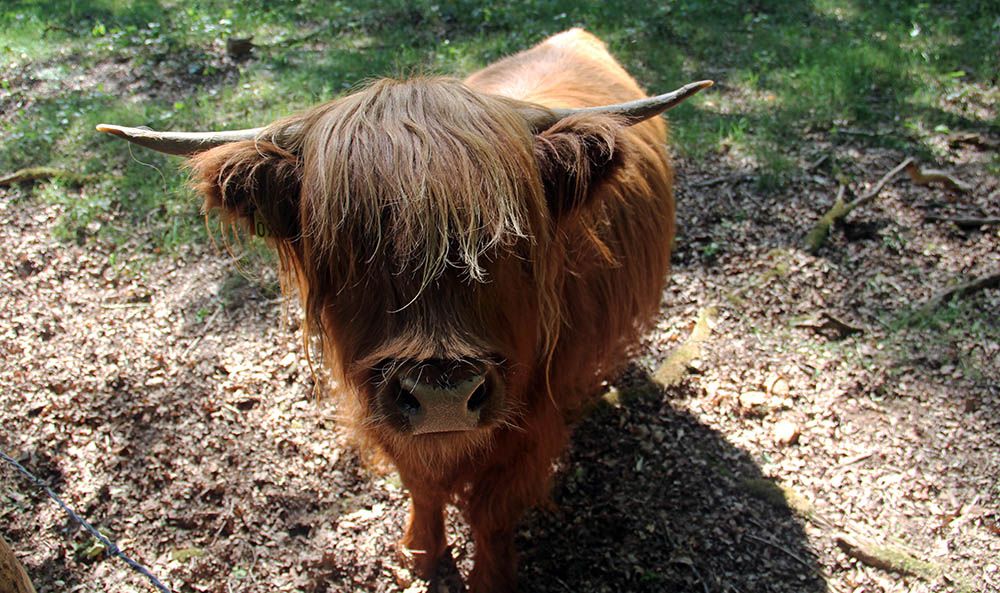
[0,449,173,593]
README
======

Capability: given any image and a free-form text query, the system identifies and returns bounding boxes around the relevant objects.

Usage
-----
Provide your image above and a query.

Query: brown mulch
[1,135,998,593]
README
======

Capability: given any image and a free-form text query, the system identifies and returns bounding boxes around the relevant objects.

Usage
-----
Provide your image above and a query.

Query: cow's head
[98,78,710,447]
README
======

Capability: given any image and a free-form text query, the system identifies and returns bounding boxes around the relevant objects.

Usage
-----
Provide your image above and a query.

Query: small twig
[837,450,876,467]
[848,157,915,211]
[273,28,328,48]
[923,214,1000,229]
[745,533,815,571]
[805,154,829,171]
[690,172,754,188]
[42,23,75,36]
[920,271,1000,312]
[99,302,150,310]
[670,557,710,593]
[905,161,972,193]
[182,305,224,359]
[834,128,891,137]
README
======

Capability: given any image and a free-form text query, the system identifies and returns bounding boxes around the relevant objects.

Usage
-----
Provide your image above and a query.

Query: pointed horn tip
[96,124,127,137]
[680,80,713,94]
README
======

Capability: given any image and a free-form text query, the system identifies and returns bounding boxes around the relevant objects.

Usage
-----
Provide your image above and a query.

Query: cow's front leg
[464,438,563,591]
[466,518,519,593]
[399,488,447,579]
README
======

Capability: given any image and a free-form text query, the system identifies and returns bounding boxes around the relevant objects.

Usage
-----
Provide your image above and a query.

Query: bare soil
[1,133,998,592]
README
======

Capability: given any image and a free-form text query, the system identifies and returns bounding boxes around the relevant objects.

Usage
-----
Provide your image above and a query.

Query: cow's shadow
[514,368,826,593]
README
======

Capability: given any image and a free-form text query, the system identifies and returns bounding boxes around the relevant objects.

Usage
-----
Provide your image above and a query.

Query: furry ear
[188,140,302,240]
[533,114,628,219]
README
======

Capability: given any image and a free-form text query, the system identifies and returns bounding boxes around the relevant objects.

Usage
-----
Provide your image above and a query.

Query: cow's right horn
[525,79,714,132]
[95,124,269,156]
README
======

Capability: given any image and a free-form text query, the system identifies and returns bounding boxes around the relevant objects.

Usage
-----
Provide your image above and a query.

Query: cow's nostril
[395,383,421,417]
[466,381,489,412]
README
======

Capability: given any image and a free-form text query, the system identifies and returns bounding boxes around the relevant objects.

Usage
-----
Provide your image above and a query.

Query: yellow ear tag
[253,210,270,238]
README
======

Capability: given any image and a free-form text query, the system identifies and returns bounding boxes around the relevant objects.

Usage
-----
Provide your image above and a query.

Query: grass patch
[2,0,996,248]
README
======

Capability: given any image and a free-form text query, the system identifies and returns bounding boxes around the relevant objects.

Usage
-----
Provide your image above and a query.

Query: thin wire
[0,449,173,593]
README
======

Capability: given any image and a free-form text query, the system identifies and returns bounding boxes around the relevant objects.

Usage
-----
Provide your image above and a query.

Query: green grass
[2,0,997,249]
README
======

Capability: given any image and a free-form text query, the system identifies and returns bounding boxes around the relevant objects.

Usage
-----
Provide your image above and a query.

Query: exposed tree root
[920,271,1000,312]
[924,214,1000,229]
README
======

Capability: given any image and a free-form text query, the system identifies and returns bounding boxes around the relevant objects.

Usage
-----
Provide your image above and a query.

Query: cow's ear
[188,140,302,240]
[533,114,628,219]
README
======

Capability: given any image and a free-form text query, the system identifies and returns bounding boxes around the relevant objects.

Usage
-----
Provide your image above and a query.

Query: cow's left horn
[95,124,268,156]
[526,79,714,131]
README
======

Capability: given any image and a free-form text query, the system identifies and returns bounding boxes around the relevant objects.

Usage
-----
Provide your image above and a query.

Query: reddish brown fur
[189,29,674,592]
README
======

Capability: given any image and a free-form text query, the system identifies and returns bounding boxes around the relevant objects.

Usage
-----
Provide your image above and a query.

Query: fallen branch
[920,271,1000,312]
[599,306,718,408]
[804,184,848,254]
[923,214,1000,229]
[835,533,942,581]
[0,167,93,187]
[805,157,913,253]
[653,306,718,387]
[905,161,972,193]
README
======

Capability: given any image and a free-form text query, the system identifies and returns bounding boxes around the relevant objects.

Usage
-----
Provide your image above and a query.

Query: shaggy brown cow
[98,28,710,592]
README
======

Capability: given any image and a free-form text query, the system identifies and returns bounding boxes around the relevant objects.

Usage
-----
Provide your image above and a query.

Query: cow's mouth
[373,357,505,435]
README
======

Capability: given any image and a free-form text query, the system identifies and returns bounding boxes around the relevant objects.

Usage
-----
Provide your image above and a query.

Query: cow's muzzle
[379,358,503,435]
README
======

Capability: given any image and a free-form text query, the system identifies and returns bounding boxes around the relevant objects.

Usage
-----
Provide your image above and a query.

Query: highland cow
[98,28,710,592]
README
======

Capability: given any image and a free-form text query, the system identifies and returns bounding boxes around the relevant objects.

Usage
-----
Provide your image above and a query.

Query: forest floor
[2,3,999,593]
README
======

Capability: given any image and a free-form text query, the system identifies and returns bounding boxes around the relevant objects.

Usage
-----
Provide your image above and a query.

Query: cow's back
[470,29,676,407]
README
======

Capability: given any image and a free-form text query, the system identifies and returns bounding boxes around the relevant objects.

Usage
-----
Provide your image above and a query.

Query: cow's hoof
[468,565,517,593]
[396,540,446,581]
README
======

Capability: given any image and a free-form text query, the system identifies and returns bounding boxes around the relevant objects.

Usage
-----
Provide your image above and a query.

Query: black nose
[382,359,500,434]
